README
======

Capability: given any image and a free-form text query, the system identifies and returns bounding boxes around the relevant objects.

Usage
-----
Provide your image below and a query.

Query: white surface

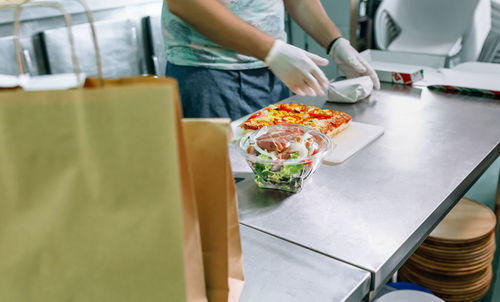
[22,74,85,91]
[360,50,441,83]
[0,74,20,88]
[231,119,384,165]
[374,0,490,61]
[0,73,84,90]
[414,68,500,91]
[368,61,424,74]
[327,76,373,104]
[376,290,444,302]
[361,49,445,69]
[323,121,384,165]
[389,34,460,57]
[459,0,492,62]
[358,60,425,84]
[452,62,500,74]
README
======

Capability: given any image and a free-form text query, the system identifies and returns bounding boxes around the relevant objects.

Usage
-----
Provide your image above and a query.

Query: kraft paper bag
[183,119,245,302]
[0,77,207,302]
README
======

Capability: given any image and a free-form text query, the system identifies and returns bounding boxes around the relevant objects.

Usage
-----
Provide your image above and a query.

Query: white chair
[477,0,500,63]
[492,0,500,33]
[478,31,500,63]
[374,0,491,64]
[0,35,36,75]
[142,15,167,76]
[40,19,145,78]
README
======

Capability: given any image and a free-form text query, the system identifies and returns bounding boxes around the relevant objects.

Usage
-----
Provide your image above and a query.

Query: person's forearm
[166,0,274,60]
[284,0,342,49]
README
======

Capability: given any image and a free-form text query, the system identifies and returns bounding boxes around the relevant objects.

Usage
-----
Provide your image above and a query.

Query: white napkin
[327,76,373,103]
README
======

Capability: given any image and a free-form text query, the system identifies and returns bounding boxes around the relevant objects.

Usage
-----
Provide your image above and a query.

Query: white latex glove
[265,39,329,96]
[329,37,380,90]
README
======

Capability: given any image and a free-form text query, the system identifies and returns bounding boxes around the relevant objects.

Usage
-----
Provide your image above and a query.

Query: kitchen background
[0,0,365,79]
[0,0,499,300]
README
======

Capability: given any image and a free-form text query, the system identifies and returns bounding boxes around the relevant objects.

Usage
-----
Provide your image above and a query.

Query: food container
[239,123,333,193]
[360,49,440,84]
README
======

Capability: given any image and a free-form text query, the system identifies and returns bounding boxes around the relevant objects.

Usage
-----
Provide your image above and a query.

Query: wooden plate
[399,264,492,299]
[439,280,492,302]
[413,243,495,263]
[397,198,495,301]
[418,235,495,259]
[415,247,495,263]
[410,253,494,271]
[406,273,492,302]
[424,230,495,249]
[428,198,496,243]
[400,264,491,289]
[406,255,493,276]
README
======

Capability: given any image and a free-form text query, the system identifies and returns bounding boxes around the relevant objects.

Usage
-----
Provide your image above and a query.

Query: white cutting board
[231,120,384,165]
[323,121,384,165]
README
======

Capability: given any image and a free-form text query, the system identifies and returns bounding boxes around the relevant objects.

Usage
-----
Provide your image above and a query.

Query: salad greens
[251,152,310,193]
[240,123,330,193]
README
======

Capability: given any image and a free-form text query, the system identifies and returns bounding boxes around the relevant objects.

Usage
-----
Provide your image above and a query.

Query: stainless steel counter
[240,225,371,302]
[231,84,500,293]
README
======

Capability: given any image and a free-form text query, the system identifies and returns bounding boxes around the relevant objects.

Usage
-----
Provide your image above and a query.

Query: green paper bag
[0,77,207,302]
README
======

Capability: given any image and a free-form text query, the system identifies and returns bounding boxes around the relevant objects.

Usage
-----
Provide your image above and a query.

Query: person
[162,0,380,120]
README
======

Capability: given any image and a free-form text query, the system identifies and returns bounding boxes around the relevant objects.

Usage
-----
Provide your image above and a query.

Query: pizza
[241,103,352,138]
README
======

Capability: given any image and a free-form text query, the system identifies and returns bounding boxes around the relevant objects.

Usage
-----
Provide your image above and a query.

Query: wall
[287,0,353,80]
[0,0,353,78]
[0,0,162,75]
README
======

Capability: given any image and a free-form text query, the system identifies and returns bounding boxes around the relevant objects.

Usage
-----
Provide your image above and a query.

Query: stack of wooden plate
[399,198,496,302]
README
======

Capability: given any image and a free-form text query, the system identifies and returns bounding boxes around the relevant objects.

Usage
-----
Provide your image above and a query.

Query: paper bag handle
[73,0,103,82]
[1,0,104,85]
[13,1,81,81]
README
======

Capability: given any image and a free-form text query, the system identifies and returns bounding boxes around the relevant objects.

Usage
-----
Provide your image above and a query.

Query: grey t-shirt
[161,0,287,70]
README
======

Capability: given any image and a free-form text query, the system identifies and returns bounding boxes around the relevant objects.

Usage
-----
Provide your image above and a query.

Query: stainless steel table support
[232,84,500,292]
[240,225,371,302]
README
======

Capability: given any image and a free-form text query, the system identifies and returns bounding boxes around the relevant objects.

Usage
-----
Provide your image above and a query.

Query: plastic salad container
[239,123,333,193]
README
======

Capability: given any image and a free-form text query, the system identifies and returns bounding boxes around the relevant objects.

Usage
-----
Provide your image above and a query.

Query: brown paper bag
[0,76,207,302]
[183,119,245,302]
[1,2,207,300]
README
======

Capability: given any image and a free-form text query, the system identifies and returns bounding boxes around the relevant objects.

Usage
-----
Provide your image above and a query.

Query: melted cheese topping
[242,103,352,137]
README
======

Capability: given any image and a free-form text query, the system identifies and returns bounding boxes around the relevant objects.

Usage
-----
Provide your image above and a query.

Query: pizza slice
[241,103,352,138]
[302,107,352,137]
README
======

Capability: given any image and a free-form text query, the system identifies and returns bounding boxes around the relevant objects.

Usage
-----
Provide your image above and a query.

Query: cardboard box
[360,49,446,85]
[378,66,423,85]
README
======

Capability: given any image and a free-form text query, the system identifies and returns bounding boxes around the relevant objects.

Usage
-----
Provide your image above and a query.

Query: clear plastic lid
[239,123,332,164]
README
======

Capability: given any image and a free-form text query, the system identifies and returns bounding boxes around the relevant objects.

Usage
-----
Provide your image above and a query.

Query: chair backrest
[0,36,21,75]
[40,18,144,78]
[459,0,492,62]
[0,35,37,75]
[142,15,166,76]
[478,31,500,63]
[374,0,485,57]
[492,0,500,33]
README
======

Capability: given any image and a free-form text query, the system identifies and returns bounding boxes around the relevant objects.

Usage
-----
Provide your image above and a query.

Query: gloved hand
[328,37,380,90]
[265,39,329,96]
